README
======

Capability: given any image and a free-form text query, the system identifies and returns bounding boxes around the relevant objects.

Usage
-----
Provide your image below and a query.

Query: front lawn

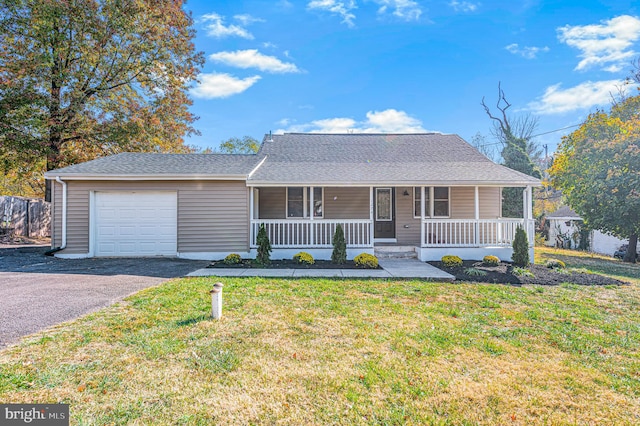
[1,250,639,424]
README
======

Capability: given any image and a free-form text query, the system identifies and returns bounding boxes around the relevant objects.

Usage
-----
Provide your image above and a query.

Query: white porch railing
[251,219,373,248]
[421,219,534,247]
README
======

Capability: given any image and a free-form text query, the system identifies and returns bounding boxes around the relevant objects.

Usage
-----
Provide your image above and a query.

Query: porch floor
[187,258,455,281]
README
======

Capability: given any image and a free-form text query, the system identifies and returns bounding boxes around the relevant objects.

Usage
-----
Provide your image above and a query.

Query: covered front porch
[248,185,535,262]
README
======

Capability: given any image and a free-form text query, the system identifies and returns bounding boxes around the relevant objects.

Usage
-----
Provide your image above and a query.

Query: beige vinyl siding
[257,187,285,218]
[257,187,370,219]
[57,180,248,255]
[52,181,62,248]
[178,184,248,252]
[479,187,501,218]
[324,187,369,219]
[450,186,501,219]
[396,187,420,244]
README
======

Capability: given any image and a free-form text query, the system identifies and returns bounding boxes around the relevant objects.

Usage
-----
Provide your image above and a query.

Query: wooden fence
[0,196,51,238]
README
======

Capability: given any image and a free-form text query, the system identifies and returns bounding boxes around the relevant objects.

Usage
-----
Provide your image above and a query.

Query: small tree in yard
[331,224,347,264]
[512,226,530,267]
[256,224,271,266]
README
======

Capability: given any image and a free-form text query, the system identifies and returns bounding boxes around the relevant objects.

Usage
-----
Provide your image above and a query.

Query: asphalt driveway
[0,245,208,349]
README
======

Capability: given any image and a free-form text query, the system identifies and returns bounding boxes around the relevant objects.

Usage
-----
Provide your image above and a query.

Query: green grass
[0,250,639,424]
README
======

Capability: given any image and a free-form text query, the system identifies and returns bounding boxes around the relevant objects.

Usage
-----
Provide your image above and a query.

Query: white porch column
[420,186,425,247]
[309,186,314,246]
[525,185,533,245]
[369,186,374,246]
[249,188,255,246]
[474,186,480,246]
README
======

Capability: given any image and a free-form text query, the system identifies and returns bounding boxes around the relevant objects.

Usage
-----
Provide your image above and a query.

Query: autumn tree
[481,83,542,217]
[0,0,204,199]
[218,136,261,154]
[549,94,640,263]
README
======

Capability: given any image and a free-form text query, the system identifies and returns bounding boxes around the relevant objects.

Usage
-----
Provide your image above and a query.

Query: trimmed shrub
[482,255,500,266]
[512,266,534,278]
[545,259,566,269]
[256,224,272,266]
[512,226,530,267]
[441,255,463,267]
[464,267,487,277]
[354,253,378,269]
[331,224,347,264]
[293,252,315,265]
[223,253,242,265]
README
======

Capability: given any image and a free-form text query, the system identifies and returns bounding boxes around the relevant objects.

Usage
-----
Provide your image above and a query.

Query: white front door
[94,192,177,256]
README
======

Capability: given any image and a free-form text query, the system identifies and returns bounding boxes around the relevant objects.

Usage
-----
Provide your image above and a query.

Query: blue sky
[184,0,640,155]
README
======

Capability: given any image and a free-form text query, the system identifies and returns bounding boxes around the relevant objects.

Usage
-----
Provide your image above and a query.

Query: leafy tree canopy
[218,136,261,154]
[0,0,204,198]
[549,94,640,262]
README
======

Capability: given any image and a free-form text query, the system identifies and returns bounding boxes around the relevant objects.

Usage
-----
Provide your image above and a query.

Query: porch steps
[374,245,418,259]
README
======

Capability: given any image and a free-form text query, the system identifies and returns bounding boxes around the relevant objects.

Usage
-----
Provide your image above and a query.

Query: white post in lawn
[210,282,223,319]
[420,186,425,247]
[474,186,480,246]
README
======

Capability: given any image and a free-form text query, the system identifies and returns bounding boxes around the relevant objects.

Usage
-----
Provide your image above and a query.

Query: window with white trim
[413,187,449,218]
[287,187,323,218]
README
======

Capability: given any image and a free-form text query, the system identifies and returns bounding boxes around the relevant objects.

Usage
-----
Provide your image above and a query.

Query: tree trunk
[623,234,638,263]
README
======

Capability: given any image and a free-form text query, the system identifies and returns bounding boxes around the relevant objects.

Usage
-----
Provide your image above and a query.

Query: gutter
[45,176,67,255]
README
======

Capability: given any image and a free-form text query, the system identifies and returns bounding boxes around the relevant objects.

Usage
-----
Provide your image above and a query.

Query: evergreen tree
[256,224,272,266]
[512,226,530,267]
[331,224,347,264]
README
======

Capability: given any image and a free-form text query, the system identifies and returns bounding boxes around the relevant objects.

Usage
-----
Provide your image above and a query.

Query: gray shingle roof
[547,206,581,219]
[45,152,261,178]
[44,133,542,186]
[248,133,541,186]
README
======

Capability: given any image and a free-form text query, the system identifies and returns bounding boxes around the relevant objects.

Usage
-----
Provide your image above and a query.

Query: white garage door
[95,192,177,257]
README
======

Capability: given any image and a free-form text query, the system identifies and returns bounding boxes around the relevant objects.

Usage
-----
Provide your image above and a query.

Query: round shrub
[293,252,315,265]
[223,253,242,265]
[441,255,463,267]
[482,255,500,266]
[545,259,566,269]
[354,253,379,269]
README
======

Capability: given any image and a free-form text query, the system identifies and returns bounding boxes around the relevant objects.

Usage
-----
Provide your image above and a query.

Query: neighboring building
[546,206,583,249]
[546,205,629,257]
[44,133,541,261]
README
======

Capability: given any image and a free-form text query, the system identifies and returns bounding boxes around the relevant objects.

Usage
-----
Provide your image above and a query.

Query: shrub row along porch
[249,185,535,261]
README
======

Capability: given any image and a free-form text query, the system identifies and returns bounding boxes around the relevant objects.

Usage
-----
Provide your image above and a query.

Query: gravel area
[0,246,208,349]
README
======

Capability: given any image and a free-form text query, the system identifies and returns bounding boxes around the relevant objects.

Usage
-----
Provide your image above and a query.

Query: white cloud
[374,0,422,21]
[233,14,265,26]
[558,15,640,72]
[275,109,430,133]
[449,1,479,13]
[505,43,550,59]
[209,49,300,73]
[201,13,255,39]
[527,80,628,114]
[191,73,261,99]
[307,0,357,27]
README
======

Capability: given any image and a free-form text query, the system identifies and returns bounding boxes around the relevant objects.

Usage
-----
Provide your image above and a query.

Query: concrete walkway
[187,258,455,280]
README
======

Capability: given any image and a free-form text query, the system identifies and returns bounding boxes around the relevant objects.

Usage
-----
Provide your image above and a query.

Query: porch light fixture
[403,189,410,196]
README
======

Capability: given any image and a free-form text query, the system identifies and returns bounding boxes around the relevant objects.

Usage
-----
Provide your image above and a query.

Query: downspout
[45,176,67,255]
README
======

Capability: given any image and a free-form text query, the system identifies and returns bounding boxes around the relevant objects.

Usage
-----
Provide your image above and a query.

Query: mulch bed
[207,259,380,270]
[429,261,628,286]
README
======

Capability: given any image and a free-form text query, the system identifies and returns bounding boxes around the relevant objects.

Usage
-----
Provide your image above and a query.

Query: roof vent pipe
[268,130,273,142]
